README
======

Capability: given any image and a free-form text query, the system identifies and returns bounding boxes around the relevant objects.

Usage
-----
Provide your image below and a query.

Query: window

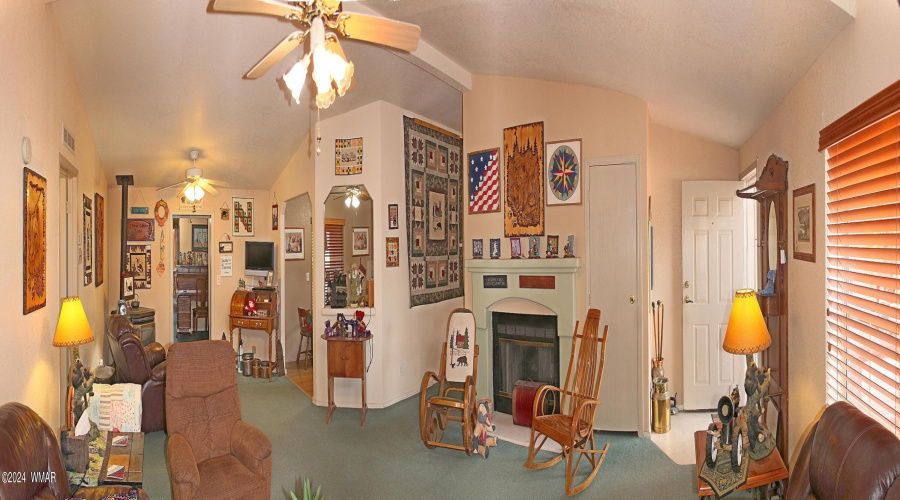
[823,79,900,434]
[324,218,345,305]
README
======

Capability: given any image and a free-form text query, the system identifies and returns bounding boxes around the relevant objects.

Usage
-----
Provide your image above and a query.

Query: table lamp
[723,289,776,460]
[53,296,95,427]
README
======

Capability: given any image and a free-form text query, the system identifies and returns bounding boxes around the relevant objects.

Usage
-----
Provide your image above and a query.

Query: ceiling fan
[158,150,229,202]
[212,0,421,109]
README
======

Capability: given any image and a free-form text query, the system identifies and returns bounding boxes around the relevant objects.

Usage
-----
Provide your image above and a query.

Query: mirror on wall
[767,200,777,274]
[324,185,373,308]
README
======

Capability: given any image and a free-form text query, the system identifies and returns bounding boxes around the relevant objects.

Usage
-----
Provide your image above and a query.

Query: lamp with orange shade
[53,296,95,427]
[723,289,776,460]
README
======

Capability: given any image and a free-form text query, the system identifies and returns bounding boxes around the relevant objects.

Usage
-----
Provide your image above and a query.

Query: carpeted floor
[144,376,724,499]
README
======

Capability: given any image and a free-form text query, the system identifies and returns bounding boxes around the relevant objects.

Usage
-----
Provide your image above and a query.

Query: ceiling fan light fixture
[282,55,310,105]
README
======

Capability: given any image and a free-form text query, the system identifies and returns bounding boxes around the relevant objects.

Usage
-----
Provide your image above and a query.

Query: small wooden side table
[694,430,788,499]
[100,432,144,488]
[322,333,373,427]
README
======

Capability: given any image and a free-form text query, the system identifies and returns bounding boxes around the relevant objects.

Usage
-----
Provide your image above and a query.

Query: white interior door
[588,161,640,432]
[682,181,746,410]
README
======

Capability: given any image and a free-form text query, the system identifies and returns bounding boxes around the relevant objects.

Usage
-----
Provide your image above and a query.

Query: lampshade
[723,289,771,355]
[53,297,94,348]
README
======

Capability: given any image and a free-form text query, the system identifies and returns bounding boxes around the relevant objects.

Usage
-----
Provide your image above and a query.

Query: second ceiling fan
[213,0,422,109]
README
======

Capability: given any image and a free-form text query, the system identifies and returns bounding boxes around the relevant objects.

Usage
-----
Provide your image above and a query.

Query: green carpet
[143,376,722,499]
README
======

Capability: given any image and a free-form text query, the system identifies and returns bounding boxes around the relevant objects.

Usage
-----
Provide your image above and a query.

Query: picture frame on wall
[219,240,233,254]
[793,183,816,262]
[121,272,135,301]
[388,204,399,230]
[83,195,92,286]
[126,218,155,241]
[467,148,501,214]
[94,193,104,286]
[272,204,279,230]
[386,237,400,267]
[352,227,370,256]
[191,225,209,252]
[285,227,305,260]
[232,197,255,237]
[545,138,582,206]
[23,168,47,314]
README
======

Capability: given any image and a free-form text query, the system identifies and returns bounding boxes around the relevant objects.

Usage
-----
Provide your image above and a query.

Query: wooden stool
[296,308,313,369]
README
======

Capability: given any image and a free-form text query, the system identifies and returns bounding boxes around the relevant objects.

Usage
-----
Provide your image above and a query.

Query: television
[245,241,275,277]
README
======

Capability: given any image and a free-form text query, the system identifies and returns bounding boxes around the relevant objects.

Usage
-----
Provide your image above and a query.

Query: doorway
[172,215,211,343]
[282,194,314,398]
[58,162,77,426]
[587,158,643,432]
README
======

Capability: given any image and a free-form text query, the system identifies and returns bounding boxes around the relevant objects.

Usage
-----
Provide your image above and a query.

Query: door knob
[684,295,693,304]
[629,295,636,304]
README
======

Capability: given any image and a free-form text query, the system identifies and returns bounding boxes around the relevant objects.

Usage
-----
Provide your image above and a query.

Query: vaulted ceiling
[51,0,853,189]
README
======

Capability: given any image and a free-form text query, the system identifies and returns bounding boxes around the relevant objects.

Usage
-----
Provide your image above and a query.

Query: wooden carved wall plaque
[126,218,155,241]
[504,121,545,237]
[95,193,104,286]
[23,168,47,314]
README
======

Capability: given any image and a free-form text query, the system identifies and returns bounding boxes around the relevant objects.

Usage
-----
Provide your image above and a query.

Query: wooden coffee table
[100,432,144,488]
[694,430,788,499]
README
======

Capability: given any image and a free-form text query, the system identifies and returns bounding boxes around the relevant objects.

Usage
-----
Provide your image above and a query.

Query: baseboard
[312,380,434,409]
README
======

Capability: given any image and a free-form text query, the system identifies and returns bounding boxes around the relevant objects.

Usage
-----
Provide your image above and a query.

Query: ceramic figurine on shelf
[564,235,575,258]
[334,313,348,337]
[324,320,334,337]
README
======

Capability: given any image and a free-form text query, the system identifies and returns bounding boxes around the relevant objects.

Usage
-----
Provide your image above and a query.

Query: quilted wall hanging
[404,116,464,307]
[504,121,545,236]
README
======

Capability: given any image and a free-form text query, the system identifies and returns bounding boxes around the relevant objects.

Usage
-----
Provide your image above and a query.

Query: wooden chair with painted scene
[419,308,479,454]
[525,308,610,496]
[296,308,313,368]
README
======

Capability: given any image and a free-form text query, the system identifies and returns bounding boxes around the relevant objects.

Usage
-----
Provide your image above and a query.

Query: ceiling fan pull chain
[316,109,322,156]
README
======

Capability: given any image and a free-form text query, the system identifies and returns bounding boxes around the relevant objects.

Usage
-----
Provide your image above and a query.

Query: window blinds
[324,221,345,305]
[826,111,900,434]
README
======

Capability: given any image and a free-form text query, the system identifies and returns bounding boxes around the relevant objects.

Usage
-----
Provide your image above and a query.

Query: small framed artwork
[564,235,575,258]
[528,236,541,259]
[510,238,522,259]
[191,225,208,252]
[121,272,135,301]
[793,183,816,262]
[468,148,501,214]
[272,204,279,230]
[285,227,305,260]
[83,194,92,286]
[126,218,154,241]
[388,204,399,230]
[220,203,230,221]
[219,241,233,254]
[546,235,559,258]
[489,238,500,259]
[352,227,370,256]
[386,237,400,267]
[546,138,582,206]
[472,239,484,259]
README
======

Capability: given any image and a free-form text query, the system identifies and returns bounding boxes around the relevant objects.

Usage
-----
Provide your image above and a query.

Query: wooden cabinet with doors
[736,154,789,459]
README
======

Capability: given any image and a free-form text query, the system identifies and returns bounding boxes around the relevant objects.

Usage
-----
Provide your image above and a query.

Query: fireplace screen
[492,312,559,414]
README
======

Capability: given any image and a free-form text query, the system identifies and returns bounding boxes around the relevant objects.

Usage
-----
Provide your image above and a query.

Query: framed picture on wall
[386,237,400,267]
[83,194,93,286]
[121,272,135,301]
[388,204,399,230]
[272,204,279,230]
[191,225,208,252]
[352,227,370,256]
[219,240,233,254]
[285,227,305,260]
[23,167,47,314]
[793,183,816,262]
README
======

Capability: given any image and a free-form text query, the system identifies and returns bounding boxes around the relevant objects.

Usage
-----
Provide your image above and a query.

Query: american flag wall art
[468,148,500,214]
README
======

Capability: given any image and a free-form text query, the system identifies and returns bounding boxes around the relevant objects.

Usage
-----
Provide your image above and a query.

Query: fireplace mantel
[465,258,581,406]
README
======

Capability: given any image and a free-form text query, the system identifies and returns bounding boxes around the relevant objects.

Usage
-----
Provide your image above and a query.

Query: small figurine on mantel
[564,235,575,258]
[348,263,367,307]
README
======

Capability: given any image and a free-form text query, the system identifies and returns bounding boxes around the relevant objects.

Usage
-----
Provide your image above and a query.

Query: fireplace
[492,312,560,414]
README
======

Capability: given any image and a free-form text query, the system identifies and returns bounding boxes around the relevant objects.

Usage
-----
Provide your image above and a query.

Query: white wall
[738,0,900,457]
[0,1,109,428]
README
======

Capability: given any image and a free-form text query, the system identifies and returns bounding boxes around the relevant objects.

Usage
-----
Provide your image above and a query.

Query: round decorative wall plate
[548,144,579,202]
[155,200,169,226]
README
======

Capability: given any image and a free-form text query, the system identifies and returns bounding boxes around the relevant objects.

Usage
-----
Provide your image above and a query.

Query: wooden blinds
[324,219,345,305]
[825,110,900,434]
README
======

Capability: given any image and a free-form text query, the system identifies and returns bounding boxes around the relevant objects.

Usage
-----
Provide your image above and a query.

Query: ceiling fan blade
[212,0,301,18]
[339,13,421,52]
[157,180,188,192]
[204,178,231,188]
[198,179,221,197]
[246,31,305,79]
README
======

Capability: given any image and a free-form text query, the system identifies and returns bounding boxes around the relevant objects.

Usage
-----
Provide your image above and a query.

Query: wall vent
[62,124,75,153]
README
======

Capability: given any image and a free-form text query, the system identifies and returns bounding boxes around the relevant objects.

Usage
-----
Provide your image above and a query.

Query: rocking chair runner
[525,308,610,496]
[420,308,479,454]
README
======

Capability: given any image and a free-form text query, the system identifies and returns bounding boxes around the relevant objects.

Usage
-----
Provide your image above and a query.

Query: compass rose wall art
[545,139,582,206]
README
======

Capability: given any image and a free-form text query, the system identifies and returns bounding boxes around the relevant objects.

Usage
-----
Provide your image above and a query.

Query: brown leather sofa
[106,314,167,432]
[787,400,900,499]
[166,340,272,500]
[0,402,148,500]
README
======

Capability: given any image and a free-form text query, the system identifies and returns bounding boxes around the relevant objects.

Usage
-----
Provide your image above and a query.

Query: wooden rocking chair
[419,308,479,454]
[525,308,610,496]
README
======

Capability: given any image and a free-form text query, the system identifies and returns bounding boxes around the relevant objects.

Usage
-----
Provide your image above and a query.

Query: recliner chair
[105,314,167,432]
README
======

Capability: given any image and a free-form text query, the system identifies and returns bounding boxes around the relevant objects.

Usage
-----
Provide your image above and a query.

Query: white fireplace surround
[465,258,581,406]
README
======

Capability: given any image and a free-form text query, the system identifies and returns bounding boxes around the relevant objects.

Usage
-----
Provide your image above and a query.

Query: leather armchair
[0,402,148,500]
[165,340,272,500]
[787,401,900,500]
[106,314,167,432]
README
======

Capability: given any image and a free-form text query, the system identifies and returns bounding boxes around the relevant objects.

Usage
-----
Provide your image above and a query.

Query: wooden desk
[694,430,788,498]
[322,333,372,426]
[229,290,279,381]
